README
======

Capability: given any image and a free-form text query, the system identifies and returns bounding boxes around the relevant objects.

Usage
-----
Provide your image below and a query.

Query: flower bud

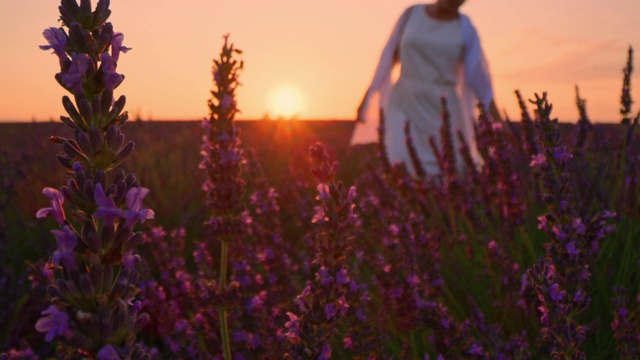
[83,179,95,201]
[56,155,73,169]
[77,97,93,127]
[112,133,125,153]
[116,111,129,126]
[88,126,104,152]
[60,116,77,129]
[112,299,128,330]
[100,88,113,120]
[111,277,128,299]
[81,227,99,255]
[90,264,104,294]
[62,141,82,159]
[79,273,94,298]
[68,22,89,53]
[75,129,92,156]
[114,141,134,164]
[107,95,126,124]
[125,173,137,188]
[79,0,91,14]
[58,5,75,27]
[133,313,150,333]
[105,125,117,145]
[113,180,127,202]
[95,169,106,189]
[96,22,113,51]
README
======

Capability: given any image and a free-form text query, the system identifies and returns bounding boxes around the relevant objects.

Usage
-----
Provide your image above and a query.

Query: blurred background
[1,0,639,122]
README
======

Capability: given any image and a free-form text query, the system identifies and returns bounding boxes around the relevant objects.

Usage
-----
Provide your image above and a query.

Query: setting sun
[266,84,306,119]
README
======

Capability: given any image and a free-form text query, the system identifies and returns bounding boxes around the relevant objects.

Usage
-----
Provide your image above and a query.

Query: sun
[267,84,306,119]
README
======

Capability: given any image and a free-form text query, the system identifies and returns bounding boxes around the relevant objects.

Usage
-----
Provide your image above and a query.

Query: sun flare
[267,84,306,119]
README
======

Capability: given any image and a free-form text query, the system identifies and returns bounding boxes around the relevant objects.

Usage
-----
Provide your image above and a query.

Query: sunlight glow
[267,84,306,119]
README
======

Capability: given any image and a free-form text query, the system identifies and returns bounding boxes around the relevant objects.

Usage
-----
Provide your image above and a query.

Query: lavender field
[2,1,640,359]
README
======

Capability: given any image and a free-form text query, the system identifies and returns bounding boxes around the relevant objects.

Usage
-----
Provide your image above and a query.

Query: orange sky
[1,0,639,122]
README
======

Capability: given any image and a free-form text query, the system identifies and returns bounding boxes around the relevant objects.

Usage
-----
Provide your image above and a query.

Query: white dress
[351,5,495,175]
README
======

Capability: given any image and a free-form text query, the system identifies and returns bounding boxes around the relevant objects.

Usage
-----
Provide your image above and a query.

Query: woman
[351,0,501,175]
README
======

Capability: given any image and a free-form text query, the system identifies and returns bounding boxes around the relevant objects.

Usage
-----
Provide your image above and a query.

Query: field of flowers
[2,1,640,359]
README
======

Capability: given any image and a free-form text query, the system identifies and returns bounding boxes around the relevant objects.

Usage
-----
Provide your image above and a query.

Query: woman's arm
[356,49,399,122]
[356,6,412,122]
[461,15,496,117]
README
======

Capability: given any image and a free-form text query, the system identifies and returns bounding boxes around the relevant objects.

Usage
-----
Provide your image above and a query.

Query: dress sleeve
[460,15,494,109]
[350,6,413,145]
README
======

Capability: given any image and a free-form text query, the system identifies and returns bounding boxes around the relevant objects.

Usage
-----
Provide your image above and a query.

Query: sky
[1,0,639,123]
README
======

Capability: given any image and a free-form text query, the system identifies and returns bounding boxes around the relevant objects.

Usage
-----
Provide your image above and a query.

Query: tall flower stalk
[35,0,153,357]
[199,35,245,359]
[284,143,360,359]
[522,93,616,359]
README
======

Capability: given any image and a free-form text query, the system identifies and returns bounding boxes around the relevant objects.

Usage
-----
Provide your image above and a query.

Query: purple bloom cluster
[199,35,248,359]
[519,92,617,358]
[284,143,365,359]
[32,1,153,358]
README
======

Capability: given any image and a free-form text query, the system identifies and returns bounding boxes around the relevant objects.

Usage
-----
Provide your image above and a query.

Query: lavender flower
[200,34,246,359]
[34,305,73,342]
[100,52,124,91]
[34,1,152,358]
[110,32,131,64]
[283,143,363,359]
[35,187,66,226]
[123,187,154,227]
[61,53,91,95]
[50,225,77,269]
[40,27,70,69]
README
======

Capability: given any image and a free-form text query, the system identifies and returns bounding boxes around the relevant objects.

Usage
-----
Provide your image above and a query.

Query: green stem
[220,239,229,289]
[219,307,232,359]
[219,239,232,359]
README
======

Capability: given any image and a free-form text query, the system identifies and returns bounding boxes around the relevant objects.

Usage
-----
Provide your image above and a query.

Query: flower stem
[219,307,232,360]
[219,239,232,359]
[220,239,229,289]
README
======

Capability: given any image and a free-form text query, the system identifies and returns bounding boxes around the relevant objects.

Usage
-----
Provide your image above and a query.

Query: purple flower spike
[40,27,69,68]
[62,53,91,95]
[35,305,72,342]
[100,53,124,91]
[110,32,131,64]
[94,183,122,225]
[124,187,154,227]
[51,225,78,269]
[36,187,66,226]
